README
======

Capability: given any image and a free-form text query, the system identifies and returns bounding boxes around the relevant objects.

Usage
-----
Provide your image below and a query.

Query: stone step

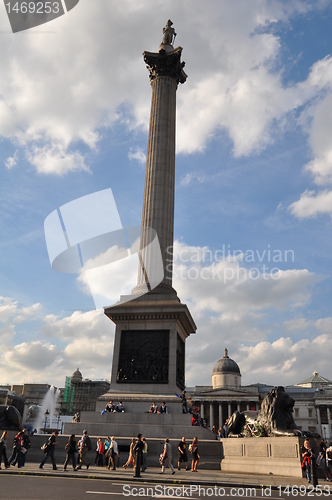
[64,422,214,440]
[76,411,193,425]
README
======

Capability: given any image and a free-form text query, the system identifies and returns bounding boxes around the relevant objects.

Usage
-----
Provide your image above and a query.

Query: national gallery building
[187,348,332,439]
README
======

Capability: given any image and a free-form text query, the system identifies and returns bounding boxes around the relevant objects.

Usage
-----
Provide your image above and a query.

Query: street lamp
[57,402,62,433]
[44,409,50,434]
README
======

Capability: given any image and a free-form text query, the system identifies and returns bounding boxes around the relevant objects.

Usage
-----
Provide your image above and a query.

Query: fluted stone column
[210,403,214,428]
[133,41,187,296]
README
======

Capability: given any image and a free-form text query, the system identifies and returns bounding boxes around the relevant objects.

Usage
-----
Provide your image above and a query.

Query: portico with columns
[187,348,260,429]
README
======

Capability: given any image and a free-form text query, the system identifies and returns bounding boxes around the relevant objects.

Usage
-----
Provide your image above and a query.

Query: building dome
[212,348,241,389]
[212,348,241,375]
[71,368,83,381]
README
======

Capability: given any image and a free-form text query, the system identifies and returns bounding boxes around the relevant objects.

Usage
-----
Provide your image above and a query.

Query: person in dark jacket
[63,434,77,471]
[39,431,59,470]
[21,429,31,467]
[8,430,24,467]
[0,431,10,469]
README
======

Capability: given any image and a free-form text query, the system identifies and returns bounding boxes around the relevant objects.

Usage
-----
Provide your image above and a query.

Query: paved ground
[1,462,329,491]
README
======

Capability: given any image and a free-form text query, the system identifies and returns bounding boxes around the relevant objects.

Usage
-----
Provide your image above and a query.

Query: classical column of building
[210,403,214,428]
[316,406,322,430]
[219,403,223,428]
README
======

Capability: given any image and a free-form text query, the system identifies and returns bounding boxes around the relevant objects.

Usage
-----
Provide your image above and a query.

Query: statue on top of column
[162,20,176,46]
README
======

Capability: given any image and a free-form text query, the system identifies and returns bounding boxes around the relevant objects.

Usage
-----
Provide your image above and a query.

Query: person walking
[301,438,313,483]
[123,438,135,469]
[191,437,200,472]
[39,431,59,470]
[8,430,24,467]
[319,439,331,481]
[0,431,9,469]
[63,434,77,471]
[160,438,175,475]
[103,436,111,465]
[133,434,144,478]
[21,429,31,467]
[96,437,104,466]
[141,437,148,472]
[177,436,188,470]
[76,430,91,470]
[107,436,118,470]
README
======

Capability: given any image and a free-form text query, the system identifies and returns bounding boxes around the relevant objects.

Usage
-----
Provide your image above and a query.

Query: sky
[1,0,332,390]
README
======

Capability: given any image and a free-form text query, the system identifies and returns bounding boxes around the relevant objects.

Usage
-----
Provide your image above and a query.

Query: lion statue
[0,405,23,431]
[227,386,319,438]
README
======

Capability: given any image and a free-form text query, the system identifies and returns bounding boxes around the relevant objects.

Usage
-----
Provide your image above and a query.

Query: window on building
[320,407,328,424]
[308,426,316,433]
[308,409,313,418]
[294,408,299,418]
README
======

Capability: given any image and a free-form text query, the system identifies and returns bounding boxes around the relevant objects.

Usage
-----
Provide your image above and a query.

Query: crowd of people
[0,429,31,469]
[301,437,332,484]
[0,427,201,475]
[4,425,332,482]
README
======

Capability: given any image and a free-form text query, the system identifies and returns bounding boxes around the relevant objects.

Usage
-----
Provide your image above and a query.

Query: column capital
[143,47,187,85]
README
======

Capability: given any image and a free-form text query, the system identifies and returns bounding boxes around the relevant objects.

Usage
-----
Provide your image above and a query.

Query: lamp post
[44,409,49,434]
[57,402,62,433]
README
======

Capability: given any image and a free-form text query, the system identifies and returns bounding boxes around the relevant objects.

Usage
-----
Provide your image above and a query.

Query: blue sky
[1,0,332,388]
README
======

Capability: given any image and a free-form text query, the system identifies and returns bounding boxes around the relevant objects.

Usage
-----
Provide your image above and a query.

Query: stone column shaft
[137,77,177,292]
[210,403,214,428]
[219,403,222,428]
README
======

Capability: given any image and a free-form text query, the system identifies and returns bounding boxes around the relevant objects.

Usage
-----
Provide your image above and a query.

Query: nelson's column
[103,21,196,411]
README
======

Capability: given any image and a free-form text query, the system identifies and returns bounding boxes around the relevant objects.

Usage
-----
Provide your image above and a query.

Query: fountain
[35,386,61,434]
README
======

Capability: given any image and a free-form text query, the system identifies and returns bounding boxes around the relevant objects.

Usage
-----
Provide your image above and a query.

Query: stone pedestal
[220,436,311,478]
[102,292,195,406]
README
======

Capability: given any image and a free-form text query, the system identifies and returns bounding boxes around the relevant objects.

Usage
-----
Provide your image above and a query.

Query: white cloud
[128,147,146,165]
[289,59,332,217]
[0,296,41,324]
[42,309,112,340]
[289,189,332,218]
[5,151,18,169]
[186,332,332,387]
[0,309,114,385]
[27,144,90,175]
[180,172,209,186]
